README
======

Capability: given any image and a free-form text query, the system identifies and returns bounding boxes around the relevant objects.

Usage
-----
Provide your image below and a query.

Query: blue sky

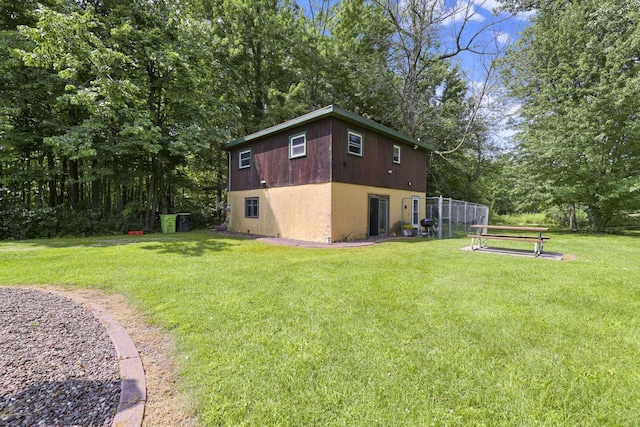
[439,0,535,145]
[441,0,534,79]
[300,0,535,144]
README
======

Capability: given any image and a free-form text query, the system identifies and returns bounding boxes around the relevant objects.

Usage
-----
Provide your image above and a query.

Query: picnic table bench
[468,225,550,256]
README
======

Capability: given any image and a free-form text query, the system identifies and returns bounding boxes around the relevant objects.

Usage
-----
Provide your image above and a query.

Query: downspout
[438,195,443,239]
[227,151,231,192]
[227,151,232,226]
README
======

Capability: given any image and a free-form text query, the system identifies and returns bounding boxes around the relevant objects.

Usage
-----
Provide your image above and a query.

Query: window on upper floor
[393,144,401,164]
[347,130,363,156]
[245,197,259,218]
[239,149,251,169]
[289,132,306,159]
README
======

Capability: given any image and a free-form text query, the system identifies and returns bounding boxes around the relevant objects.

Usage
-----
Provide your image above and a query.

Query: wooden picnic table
[468,225,550,256]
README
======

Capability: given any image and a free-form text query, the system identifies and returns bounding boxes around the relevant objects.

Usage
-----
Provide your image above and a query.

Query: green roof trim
[225,105,433,151]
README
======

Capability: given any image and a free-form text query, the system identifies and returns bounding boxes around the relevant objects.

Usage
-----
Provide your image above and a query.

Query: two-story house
[225,105,431,242]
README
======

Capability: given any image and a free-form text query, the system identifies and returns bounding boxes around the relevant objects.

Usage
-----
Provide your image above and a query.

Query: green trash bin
[160,214,178,233]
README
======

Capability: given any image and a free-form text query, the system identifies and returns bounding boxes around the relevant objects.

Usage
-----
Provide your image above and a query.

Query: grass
[491,212,552,227]
[1,231,639,425]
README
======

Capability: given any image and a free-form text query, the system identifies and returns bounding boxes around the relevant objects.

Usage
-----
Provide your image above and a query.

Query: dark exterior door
[369,195,389,237]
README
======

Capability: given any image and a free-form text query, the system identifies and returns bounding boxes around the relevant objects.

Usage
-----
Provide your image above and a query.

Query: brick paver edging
[48,290,146,427]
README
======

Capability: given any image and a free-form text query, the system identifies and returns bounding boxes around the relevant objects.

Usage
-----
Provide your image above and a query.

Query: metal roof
[225,105,433,151]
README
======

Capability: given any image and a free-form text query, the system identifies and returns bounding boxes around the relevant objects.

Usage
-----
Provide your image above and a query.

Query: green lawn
[1,231,639,426]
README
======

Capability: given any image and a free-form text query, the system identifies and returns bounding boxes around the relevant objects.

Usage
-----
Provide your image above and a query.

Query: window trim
[289,132,307,159]
[411,196,420,227]
[347,130,364,157]
[239,149,251,169]
[245,197,259,218]
[393,144,401,164]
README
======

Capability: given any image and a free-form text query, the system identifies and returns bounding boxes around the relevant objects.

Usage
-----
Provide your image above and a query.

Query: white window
[347,130,363,156]
[289,132,306,159]
[245,197,259,218]
[239,149,251,169]
[393,145,401,164]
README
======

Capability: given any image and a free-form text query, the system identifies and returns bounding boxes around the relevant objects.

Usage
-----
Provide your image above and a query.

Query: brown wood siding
[330,119,427,192]
[229,119,332,191]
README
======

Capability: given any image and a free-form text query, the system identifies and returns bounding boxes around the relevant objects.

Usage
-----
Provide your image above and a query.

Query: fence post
[473,204,477,233]
[464,202,468,235]
[448,198,452,238]
[438,196,443,239]
[432,197,489,239]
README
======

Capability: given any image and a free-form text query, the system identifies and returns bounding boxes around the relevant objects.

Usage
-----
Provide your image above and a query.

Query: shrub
[0,207,123,240]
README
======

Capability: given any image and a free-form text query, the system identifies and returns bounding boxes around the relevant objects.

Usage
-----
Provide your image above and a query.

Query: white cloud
[513,9,536,21]
[465,81,522,146]
[469,80,487,93]
[471,0,537,21]
[443,1,485,26]
[495,127,518,144]
[505,101,522,116]
[494,101,522,145]
[471,0,502,14]
[496,31,511,45]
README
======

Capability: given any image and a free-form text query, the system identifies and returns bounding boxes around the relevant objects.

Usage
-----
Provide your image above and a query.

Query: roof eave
[225,105,433,151]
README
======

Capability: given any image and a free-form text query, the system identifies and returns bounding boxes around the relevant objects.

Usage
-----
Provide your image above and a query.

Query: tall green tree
[196,0,315,134]
[0,0,65,210]
[16,0,226,229]
[503,0,640,230]
[322,0,396,122]
[1,0,521,238]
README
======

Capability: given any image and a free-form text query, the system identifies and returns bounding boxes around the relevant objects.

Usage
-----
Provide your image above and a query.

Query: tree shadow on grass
[0,231,239,254]
[0,379,121,426]
[139,238,233,256]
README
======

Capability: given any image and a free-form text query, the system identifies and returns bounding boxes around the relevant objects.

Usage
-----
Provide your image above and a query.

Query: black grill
[420,218,434,228]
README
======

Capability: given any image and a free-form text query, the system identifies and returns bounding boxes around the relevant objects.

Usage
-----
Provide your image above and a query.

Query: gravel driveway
[0,288,120,426]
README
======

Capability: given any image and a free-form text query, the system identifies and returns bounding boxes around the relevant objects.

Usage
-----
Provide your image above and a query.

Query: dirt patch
[41,287,198,427]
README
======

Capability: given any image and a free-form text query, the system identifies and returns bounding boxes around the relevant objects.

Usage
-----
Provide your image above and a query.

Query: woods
[501,0,640,231]
[1,0,639,238]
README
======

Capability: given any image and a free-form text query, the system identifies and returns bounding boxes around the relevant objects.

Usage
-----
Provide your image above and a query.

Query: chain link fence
[426,196,489,238]
[401,196,489,238]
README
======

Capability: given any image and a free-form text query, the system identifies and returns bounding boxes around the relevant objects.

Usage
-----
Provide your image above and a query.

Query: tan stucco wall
[228,182,425,243]
[330,182,426,241]
[227,183,332,242]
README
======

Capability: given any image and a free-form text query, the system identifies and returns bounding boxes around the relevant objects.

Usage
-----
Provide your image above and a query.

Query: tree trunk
[37,156,45,208]
[91,160,100,217]
[569,202,577,231]
[69,159,80,209]
[587,204,609,232]
[104,178,111,216]
[60,158,67,206]
[116,185,122,213]
[252,40,265,130]
[145,174,156,230]
[47,151,57,207]
[24,158,31,206]
[144,157,164,230]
